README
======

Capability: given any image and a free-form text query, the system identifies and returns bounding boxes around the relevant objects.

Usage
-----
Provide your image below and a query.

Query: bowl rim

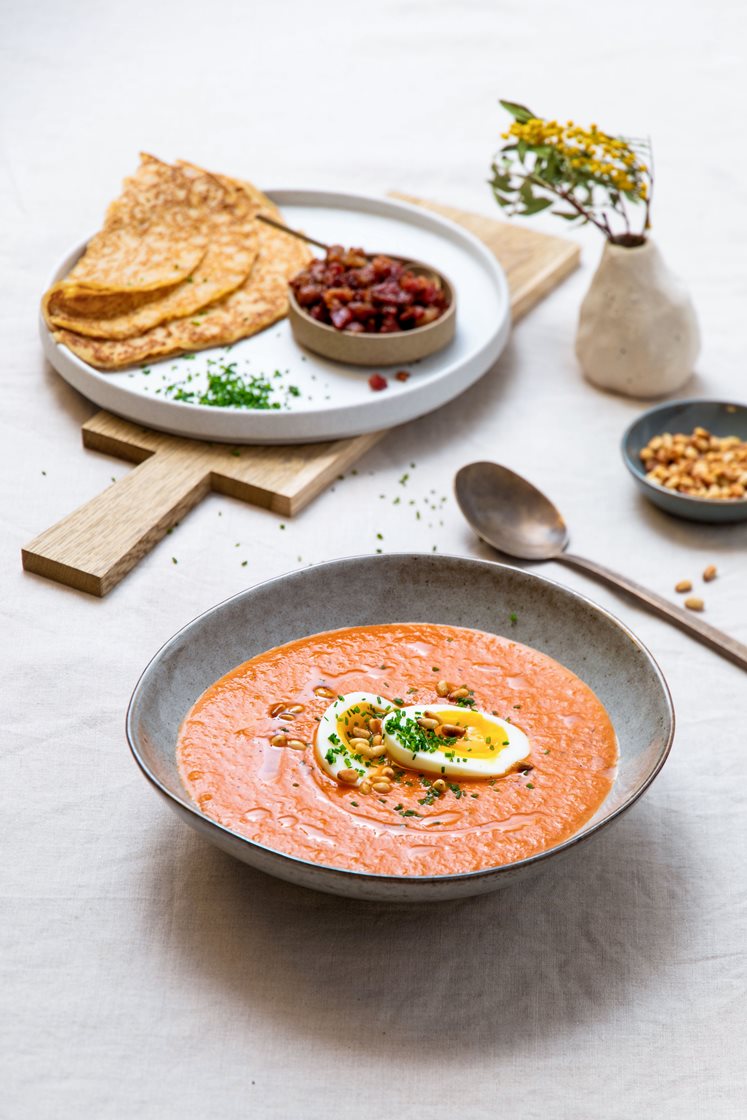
[621,396,747,509]
[126,553,675,885]
[287,260,456,341]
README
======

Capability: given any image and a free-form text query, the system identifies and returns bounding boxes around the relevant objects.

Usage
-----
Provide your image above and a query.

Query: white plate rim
[39,189,511,445]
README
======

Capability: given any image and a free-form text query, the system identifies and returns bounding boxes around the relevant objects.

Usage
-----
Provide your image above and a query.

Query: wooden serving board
[23,198,579,597]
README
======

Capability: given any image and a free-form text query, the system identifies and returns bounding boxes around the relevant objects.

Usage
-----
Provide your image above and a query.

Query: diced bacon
[289,247,449,334]
[330,306,353,330]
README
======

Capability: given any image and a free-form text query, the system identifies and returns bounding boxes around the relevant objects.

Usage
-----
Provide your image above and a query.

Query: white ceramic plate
[40,190,510,444]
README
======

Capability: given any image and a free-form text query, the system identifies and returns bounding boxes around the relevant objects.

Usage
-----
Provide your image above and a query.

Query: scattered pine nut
[703,564,717,582]
[270,733,288,747]
[436,680,452,697]
[448,687,470,701]
[286,738,308,751]
[314,686,336,699]
[440,723,467,738]
[372,780,391,793]
[684,597,704,612]
[674,580,692,593]
[432,779,447,793]
[338,769,359,785]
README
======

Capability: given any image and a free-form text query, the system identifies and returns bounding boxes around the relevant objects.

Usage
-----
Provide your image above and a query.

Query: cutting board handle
[22,446,212,596]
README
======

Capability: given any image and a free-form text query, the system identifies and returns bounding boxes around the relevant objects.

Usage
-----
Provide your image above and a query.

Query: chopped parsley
[163,362,300,410]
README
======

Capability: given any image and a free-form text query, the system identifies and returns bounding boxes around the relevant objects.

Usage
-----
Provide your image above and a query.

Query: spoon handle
[559,552,747,671]
[255,213,331,253]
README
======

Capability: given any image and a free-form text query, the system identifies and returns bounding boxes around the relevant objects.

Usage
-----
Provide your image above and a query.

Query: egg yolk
[427,708,512,758]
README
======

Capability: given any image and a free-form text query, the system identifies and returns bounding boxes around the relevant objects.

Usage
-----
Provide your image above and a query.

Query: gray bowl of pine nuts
[622,398,747,522]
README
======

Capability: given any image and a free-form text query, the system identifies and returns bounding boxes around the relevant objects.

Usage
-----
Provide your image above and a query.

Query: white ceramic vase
[575,239,700,398]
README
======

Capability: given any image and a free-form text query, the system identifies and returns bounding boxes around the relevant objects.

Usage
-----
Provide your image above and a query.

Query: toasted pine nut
[369,718,382,734]
[286,739,307,751]
[338,769,359,785]
[269,701,291,718]
[270,733,287,747]
[380,766,395,779]
[448,687,470,700]
[369,743,387,758]
[674,580,692,593]
[440,723,467,738]
[684,597,704,611]
[286,704,304,714]
[702,564,717,582]
[372,780,391,793]
[371,734,383,746]
[314,686,336,699]
[360,779,372,794]
[418,717,439,730]
[350,725,371,740]
[436,680,452,697]
[432,779,447,793]
[349,737,371,751]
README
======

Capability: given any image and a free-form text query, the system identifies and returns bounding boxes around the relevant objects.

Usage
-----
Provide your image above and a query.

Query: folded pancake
[53,180,311,370]
[43,167,258,339]
[52,154,208,294]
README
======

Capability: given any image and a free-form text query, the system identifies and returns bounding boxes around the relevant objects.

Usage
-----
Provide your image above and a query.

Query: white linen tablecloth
[2,2,746,1116]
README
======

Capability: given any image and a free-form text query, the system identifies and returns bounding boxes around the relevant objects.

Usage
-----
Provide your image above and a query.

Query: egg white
[382,703,530,779]
[314,691,395,786]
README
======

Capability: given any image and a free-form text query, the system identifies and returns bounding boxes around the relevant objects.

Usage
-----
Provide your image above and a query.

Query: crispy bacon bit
[395,370,411,382]
[368,373,388,392]
[289,245,449,334]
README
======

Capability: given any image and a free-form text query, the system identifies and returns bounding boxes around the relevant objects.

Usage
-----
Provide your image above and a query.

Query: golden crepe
[58,155,208,293]
[52,174,311,370]
[43,166,258,339]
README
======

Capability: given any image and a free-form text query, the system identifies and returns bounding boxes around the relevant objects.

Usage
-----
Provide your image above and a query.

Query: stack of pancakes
[42,154,310,370]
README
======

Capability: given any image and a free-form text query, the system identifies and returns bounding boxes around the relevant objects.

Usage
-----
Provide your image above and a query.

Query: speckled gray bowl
[622,398,747,522]
[126,554,674,901]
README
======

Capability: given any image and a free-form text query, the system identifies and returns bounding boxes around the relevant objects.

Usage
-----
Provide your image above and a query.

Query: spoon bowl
[455,461,568,560]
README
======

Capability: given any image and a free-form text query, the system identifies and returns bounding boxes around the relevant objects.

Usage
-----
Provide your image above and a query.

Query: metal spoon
[256,213,444,280]
[455,461,747,671]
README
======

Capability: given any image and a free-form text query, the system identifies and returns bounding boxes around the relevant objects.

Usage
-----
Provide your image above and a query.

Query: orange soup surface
[177,624,618,875]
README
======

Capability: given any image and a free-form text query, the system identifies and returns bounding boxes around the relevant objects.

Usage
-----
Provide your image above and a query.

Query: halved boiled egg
[315,691,395,786]
[382,703,529,779]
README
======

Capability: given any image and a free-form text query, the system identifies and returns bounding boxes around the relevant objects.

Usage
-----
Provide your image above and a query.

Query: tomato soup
[177,623,617,875]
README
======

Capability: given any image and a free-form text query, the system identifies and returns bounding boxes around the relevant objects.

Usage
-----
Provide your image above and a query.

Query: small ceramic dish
[621,398,747,523]
[288,262,456,367]
[126,553,674,902]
